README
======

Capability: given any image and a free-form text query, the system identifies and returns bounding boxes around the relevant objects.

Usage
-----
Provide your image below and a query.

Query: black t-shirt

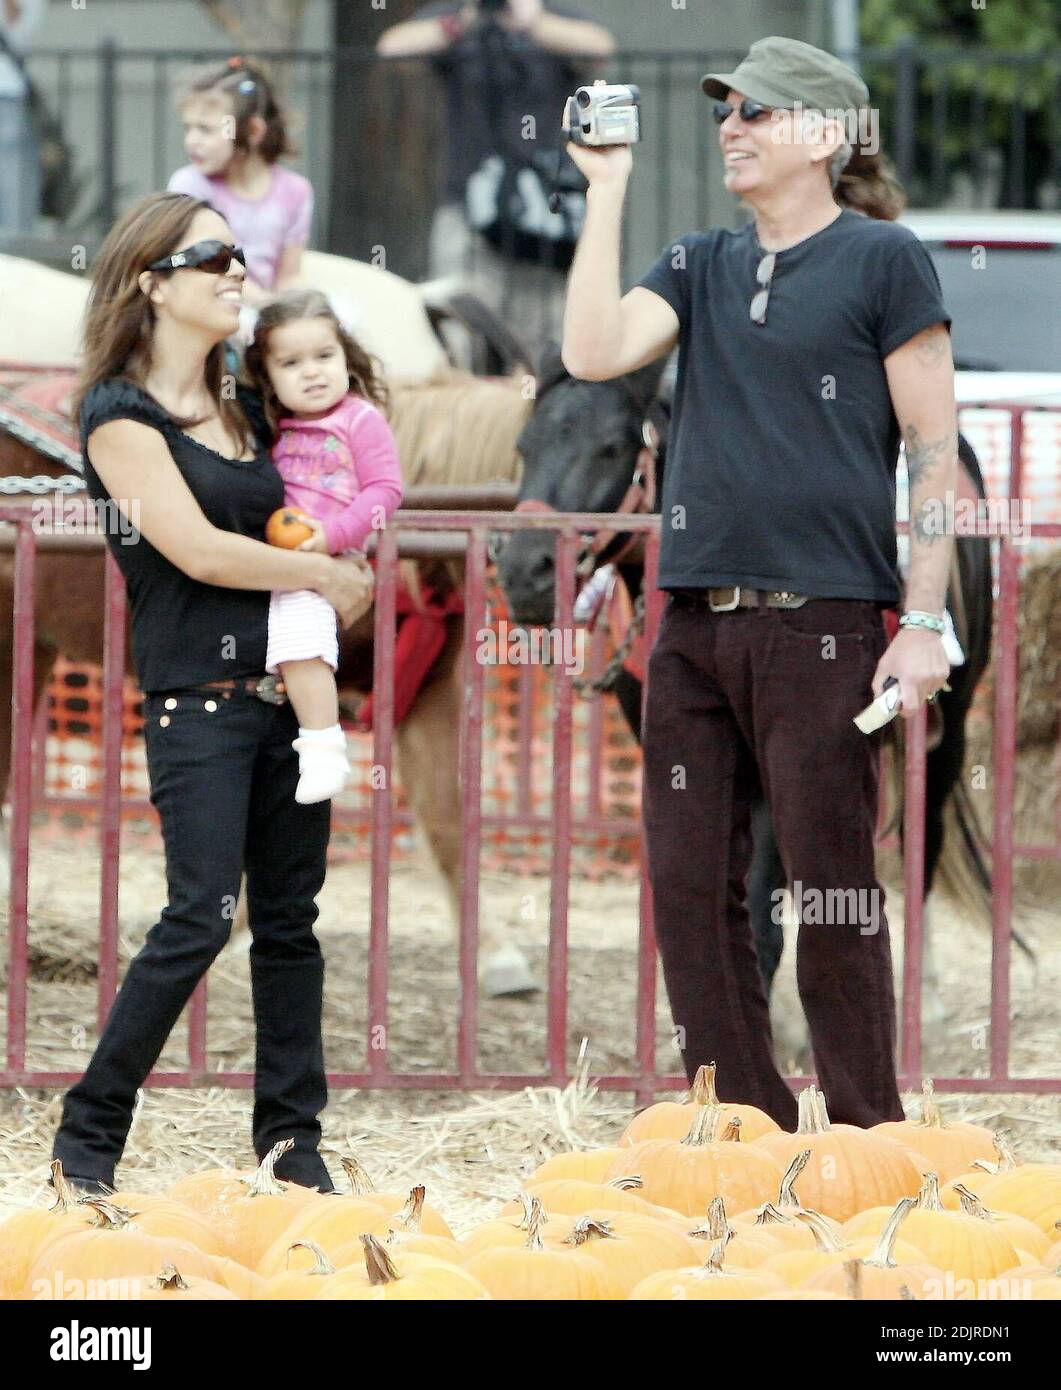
[80,379,284,693]
[638,209,952,602]
[414,2,589,201]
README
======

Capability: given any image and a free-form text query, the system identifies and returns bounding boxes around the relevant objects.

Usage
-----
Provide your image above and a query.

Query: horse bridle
[510,415,661,579]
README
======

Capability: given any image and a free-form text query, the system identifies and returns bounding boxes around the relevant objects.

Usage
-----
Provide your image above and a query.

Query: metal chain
[572,590,645,698]
[0,475,86,494]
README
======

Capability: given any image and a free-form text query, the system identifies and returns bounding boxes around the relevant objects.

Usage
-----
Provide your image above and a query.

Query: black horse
[496,344,994,995]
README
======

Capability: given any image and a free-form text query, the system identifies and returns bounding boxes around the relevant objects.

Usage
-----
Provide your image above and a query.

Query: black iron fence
[12,41,1061,348]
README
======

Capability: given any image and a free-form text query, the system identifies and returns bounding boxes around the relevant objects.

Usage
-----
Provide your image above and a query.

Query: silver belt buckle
[709,586,742,612]
[255,674,287,705]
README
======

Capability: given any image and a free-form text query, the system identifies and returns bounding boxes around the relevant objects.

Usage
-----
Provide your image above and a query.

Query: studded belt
[677,586,811,611]
[153,674,288,708]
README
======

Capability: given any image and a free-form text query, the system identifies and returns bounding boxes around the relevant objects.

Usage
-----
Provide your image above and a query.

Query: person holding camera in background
[562,38,958,1129]
[0,0,45,236]
[378,0,615,352]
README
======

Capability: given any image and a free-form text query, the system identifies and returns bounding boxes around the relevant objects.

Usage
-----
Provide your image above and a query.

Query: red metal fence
[2,405,1058,1101]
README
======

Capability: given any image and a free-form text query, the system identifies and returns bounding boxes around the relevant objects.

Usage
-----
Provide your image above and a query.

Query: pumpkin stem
[340,1155,376,1196]
[681,1104,723,1147]
[565,1217,615,1247]
[515,1191,540,1229]
[688,1063,720,1108]
[864,1197,916,1269]
[777,1150,812,1211]
[80,1198,133,1230]
[361,1234,401,1286]
[914,1173,944,1213]
[794,1085,830,1136]
[248,1139,294,1198]
[48,1160,84,1214]
[754,1202,801,1231]
[607,1175,645,1192]
[794,1208,847,1254]
[843,1259,863,1300]
[285,1241,336,1276]
[899,1284,918,1301]
[524,1198,547,1252]
[719,1117,742,1143]
[392,1185,426,1235]
[702,1230,733,1274]
[687,1195,730,1244]
[917,1078,945,1130]
[153,1264,189,1292]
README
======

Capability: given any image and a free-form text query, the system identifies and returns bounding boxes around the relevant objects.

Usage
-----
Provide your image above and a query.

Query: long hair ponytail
[835,145,907,222]
[73,191,251,453]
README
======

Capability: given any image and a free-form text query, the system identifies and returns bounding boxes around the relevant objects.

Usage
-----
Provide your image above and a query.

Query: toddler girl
[245,289,404,803]
[168,56,312,314]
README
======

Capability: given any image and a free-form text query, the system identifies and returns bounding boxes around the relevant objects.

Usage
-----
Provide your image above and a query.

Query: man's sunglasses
[148,240,247,275]
[712,98,775,126]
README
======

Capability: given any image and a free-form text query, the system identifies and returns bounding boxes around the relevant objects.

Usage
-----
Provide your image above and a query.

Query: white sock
[297,724,344,743]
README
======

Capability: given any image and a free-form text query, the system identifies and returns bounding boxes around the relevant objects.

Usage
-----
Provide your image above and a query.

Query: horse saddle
[0,367,81,471]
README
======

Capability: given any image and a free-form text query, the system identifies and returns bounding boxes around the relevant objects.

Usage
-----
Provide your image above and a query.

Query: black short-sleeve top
[79,378,285,694]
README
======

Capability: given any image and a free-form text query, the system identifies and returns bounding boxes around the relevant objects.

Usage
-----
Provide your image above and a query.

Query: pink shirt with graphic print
[167,163,313,290]
[273,394,403,554]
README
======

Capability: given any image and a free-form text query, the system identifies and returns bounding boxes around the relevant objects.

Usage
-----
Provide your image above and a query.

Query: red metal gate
[2,404,1058,1100]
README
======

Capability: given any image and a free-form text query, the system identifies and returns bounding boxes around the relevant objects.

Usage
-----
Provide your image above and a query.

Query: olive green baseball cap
[702,36,869,112]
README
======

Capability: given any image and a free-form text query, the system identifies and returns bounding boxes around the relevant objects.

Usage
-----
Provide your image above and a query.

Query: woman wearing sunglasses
[51,191,374,1195]
[562,38,958,1129]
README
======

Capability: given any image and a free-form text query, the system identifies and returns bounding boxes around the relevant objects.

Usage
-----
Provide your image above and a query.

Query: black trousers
[642,595,904,1129]
[53,689,332,1186]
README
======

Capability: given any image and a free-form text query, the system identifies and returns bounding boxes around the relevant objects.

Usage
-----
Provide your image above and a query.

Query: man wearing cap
[562,38,957,1127]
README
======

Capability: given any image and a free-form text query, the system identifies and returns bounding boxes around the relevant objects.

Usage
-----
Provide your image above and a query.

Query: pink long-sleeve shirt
[273,394,403,553]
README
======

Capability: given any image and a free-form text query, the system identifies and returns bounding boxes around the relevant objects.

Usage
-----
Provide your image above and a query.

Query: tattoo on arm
[904,424,957,486]
[912,328,949,369]
[912,501,944,545]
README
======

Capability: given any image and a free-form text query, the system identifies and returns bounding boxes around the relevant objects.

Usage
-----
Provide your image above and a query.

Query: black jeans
[53,689,332,1186]
[642,595,904,1129]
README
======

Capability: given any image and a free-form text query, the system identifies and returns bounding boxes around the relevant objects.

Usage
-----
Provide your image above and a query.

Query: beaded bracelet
[899,610,946,635]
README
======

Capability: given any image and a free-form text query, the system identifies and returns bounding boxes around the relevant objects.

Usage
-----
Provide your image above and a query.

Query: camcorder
[563,82,642,147]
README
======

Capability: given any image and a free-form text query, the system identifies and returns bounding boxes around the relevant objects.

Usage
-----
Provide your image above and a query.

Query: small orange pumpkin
[874,1080,997,1182]
[134,1264,237,1301]
[317,1235,490,1301]
[620,1063,781,1148]
[464,1203,623,1300]
[629,1232,784,1300]
[802,1197,945,1299]
[265,506,316,549]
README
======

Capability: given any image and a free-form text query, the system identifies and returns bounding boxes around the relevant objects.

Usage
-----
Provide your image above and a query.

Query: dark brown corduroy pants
[641,592,905,1129]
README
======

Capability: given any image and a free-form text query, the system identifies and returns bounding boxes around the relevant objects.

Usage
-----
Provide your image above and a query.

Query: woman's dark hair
[73,190,252,454]
[835,144,907,222]
[244,289,389,432]
[177,55,295,164]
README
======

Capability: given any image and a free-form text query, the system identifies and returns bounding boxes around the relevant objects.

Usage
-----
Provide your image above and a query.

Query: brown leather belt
[678,586,811,611]
[180,674,288,704]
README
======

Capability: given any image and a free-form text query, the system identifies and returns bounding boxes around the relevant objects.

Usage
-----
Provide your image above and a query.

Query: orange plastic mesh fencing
[32,581,644,881]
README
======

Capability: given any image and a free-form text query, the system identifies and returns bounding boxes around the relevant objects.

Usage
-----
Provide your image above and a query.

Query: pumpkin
[0,1163,99,1298]
[802,1198,945,1299]
[167,1166,261,1221]
[967,1165,1061,1238]
[529,1148,628,1186]
[211,1257,266,1300]
[118,1198,228,1258]
[265,506,315,549]
[610,1112,783,1218]
[556,1215,703,1295]
[259,1241,347,1300]
[754,1086,922,1223]
[211,1141,325,1269]
[317,1235,490,1301]
[843,1174,1019,1288]
[464,1203,624,1300]
[1043,1223,1061,1268]
[680,1197,784,1269]
[134,1264,237,1301]
[502,1175,672,1222]
[334,1158,453,1237]
[760,1289,850,1300]
[620,1063,780,1148]
[951,1186,1052,1263]
[459,1195,548,1258]
[873,1080,997,1182]
[726,1152,844,1252]
[758,1204,928,1289]
[382,1186,463,1263]
[26,1199,218,1300]
[629,1232,784,1300]
[258,1198,393,1277]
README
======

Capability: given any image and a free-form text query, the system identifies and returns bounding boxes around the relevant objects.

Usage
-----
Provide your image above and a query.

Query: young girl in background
[168,56,312,313]
[245,289,404,804]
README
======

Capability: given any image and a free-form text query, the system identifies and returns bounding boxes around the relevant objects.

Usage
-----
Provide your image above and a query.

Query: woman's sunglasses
[148,240,247,275]
[712,98,774,126]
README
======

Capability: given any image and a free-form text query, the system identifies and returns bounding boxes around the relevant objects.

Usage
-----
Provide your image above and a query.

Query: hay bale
[978,547,1061,748]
